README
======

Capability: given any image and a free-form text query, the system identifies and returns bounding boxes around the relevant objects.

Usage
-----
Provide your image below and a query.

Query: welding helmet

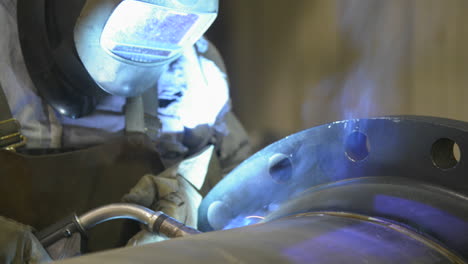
[17,0,218,118]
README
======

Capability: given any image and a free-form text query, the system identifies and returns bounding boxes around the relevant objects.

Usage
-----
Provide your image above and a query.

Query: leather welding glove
[121,170,200,245]
[121,146,220,246]
[0,216,51,264]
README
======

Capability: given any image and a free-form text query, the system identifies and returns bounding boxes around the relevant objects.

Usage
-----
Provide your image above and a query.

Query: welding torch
[36,203,201,249]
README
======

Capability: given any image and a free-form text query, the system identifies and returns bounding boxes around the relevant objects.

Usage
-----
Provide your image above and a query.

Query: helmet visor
[101,0,217,64]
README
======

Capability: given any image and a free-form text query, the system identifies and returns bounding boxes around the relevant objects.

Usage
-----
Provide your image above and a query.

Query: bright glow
[178,55,229,128]
[246,216,265,220]
[223,214,266,230]
[158,46,229,131]
[101,0,216,63]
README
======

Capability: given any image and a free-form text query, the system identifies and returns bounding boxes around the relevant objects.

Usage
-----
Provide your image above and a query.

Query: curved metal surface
[198,116,468,257]
[78,204,161,231]
[264,177,468,260]
[76,203,201,239]
[55,213,464,264]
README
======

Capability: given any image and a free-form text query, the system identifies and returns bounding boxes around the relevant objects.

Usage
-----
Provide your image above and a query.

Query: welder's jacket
[0,0,250,261]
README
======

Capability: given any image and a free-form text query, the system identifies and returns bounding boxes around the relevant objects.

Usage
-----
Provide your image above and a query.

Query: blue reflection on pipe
[374,195,468,245]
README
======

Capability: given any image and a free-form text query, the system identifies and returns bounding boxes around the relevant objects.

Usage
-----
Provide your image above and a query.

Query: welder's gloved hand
[121,146,220,246]
[122,141,248,247]
[122,170,201,246]
[0,216,51,264]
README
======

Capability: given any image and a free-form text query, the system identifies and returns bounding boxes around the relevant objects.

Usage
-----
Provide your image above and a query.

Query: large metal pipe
[55,212,464,264]
[198,116,468,261]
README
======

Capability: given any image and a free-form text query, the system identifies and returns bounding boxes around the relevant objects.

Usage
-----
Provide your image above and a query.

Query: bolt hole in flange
[431,138,461,170]
[345,131,370,162]
[269,154,293,183]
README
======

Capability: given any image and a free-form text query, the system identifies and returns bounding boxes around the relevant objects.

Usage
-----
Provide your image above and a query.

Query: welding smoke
[302,0,416,128]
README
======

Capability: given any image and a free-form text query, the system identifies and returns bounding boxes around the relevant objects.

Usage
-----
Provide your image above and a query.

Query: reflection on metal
[246,216,265,220]
[38,204,201,260]
[101,0,216,64]
[78,204,200,238]
[3,134,27,152]
[54,212,465,264]
[0,118,27,152]
[78,204,162,231]
[199,116,468,260]
[284,212,465,264]
[74,0,218,97]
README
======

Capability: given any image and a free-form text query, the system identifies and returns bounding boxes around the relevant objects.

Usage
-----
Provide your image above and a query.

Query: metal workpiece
[198,116,468,259]
[54,213,464,264]
[77,203,200,239]
[49,116,468,263]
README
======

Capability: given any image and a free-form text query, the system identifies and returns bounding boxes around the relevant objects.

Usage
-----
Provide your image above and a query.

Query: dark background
[206,0,468,150]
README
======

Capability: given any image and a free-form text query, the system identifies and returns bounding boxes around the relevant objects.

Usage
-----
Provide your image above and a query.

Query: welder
[0,0,250,262]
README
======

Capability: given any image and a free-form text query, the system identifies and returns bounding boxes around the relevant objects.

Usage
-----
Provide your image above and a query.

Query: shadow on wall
[209,0,468,151]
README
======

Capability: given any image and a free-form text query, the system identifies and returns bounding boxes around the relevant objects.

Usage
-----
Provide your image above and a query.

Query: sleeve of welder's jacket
[156,37,251,171]
[0,216,51,264]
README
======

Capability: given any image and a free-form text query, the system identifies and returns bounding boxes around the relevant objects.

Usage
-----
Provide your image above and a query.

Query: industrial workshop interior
[1,0,468,263]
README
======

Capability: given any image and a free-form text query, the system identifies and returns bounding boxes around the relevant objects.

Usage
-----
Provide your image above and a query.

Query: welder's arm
[0,216,51,264]
[214,111,251,175]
